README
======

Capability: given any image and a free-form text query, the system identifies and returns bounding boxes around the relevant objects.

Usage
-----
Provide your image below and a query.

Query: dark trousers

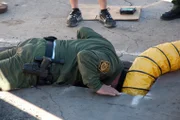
[172,0,180,6]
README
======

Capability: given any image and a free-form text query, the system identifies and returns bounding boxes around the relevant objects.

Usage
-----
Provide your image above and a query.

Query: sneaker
[99,10,116,28]
[66,9,83,27]
[161,6,180,20]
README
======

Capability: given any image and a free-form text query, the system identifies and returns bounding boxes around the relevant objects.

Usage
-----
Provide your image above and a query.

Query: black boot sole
[99,18,116,28]
[160,14,180,20]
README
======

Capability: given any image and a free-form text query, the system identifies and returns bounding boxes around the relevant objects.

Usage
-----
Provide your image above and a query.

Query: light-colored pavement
[0,0,180,120]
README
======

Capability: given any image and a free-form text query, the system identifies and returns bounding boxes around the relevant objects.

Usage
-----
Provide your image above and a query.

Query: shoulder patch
[99,60,110,73]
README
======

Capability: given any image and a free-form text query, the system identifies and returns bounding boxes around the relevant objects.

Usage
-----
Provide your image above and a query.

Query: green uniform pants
[0,38,46,91]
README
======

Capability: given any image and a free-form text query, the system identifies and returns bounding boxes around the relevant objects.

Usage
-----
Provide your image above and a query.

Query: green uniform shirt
[52,27,124,91]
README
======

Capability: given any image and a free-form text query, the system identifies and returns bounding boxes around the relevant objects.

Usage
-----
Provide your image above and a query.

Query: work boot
[161,5,180,20]
[66,8,83,27]
[99,9,116,28]
[0,2,8,14]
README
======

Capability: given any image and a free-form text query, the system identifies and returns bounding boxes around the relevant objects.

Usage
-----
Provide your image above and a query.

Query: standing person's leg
[70,0,78,8]
[67,0,83,27]
[161,0,180,20]
[98,0,107,10]
[98,0,116,28]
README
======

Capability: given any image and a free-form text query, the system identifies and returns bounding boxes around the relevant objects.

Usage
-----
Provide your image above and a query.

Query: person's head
[114,69,127,92]
[116,60,132,92]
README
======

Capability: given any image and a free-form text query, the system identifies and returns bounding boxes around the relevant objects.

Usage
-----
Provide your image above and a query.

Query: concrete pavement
[0,0,180,120]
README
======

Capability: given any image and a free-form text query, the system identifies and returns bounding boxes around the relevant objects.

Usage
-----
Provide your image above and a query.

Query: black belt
[45,40,54,58]
[36,37,57,85]
[44,36,56,58]
[23,36,64,86]
[35,36,64,64]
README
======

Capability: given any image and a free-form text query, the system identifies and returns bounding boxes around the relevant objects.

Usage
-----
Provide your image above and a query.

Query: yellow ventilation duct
[122,41,180,96]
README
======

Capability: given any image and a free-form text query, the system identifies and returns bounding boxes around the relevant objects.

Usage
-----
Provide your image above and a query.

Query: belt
[23,36,63,86]
[35,37,56,85]
[44,36,56,58]
[45,40,54,58]
[35,37,64,64]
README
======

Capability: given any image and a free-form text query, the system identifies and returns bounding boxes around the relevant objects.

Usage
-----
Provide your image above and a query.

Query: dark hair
[116,69,128,92]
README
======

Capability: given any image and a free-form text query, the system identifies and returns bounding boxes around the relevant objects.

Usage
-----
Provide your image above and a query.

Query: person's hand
[96,84,121,96]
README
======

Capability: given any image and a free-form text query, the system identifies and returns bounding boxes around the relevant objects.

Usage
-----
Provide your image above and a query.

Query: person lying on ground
[0,27,131,96]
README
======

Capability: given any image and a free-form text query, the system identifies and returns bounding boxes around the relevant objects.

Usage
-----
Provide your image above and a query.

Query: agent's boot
[99,9,116,28]
[0,2,8,14]
[161,5,180,20]
[66,8,83,27]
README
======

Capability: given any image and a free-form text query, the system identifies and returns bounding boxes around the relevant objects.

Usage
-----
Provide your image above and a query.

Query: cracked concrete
[124,0,133,6]
[44,91,65,120]
[0,0,180,120]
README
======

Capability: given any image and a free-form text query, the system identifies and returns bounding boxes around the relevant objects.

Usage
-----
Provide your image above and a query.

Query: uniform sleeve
[77,50,102,91]
[77,27,104,39]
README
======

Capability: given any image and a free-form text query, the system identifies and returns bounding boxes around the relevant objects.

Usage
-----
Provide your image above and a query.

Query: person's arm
[96,84,120,96]
[77,27,104,39]
[77,50,102,91]
[77,50,120,96]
